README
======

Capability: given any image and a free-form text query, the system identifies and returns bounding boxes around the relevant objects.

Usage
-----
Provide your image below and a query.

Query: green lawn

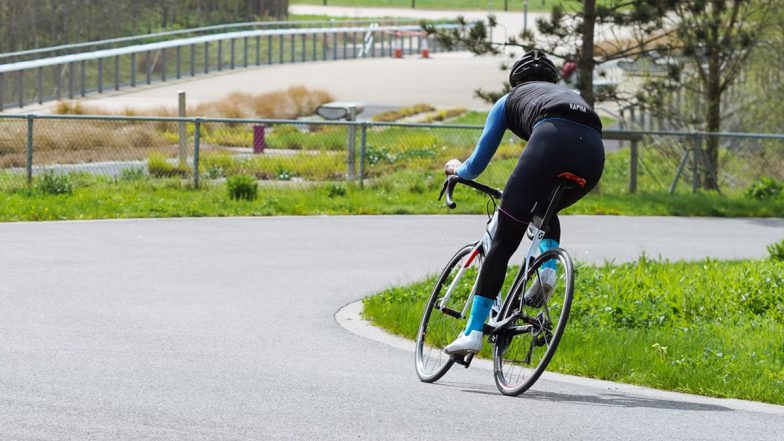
[363,256,784,404]
[1,113,781,221]
[0,166,781,222]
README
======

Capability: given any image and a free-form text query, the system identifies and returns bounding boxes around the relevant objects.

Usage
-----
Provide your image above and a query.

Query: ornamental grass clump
[226,174,258,201]
[36,171,73,195]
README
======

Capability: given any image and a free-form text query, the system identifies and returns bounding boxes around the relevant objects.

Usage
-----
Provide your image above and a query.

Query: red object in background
[560,60,577,80]
[253,125,265,154]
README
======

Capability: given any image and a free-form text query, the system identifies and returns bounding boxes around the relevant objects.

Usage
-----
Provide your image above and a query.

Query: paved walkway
[18,52,507,115]
[1,215,782,440]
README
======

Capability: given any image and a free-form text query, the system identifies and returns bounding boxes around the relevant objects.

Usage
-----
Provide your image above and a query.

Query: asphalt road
[1,215,783,440]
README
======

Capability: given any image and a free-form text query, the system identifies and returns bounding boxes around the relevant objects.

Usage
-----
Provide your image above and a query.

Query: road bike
[415,173,585,396]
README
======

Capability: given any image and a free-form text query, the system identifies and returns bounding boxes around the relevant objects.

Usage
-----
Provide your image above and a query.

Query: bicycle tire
[415,243,482,383]
[492,248,574,396]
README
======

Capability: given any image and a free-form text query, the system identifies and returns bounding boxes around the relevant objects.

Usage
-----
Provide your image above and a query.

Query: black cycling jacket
[504,81,603,140]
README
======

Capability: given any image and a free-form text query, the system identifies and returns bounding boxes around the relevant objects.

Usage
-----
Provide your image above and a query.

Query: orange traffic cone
[420,35,430,58]
[393,32,403,58]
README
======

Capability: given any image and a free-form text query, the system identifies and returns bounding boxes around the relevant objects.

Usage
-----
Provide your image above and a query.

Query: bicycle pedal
[452,353,475,368]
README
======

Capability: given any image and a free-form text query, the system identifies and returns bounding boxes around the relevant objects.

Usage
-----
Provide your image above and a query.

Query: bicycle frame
[436,174,580,326]
[436,212,546,323]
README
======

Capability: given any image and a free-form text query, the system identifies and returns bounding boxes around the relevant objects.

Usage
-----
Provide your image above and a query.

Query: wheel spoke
[416,244,478,383]
[493,249,573,395]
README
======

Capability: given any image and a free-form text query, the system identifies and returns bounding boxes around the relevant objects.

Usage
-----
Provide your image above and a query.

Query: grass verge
[0,165,783,221]
[362,256,784,404]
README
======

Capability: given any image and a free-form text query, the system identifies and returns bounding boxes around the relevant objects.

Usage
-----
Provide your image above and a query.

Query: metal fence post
[218,40,223,71]
[0,72,4,111]
[178,91,187,165]
[230,38,235,69]
[176,46,182,79]
[130,54,136,87]
[114,56,120,90]
[279,34,284,63]
[26,115,34,185]
[80,60,86,96]
[97,59,103,93]
[359,122,367,186]
[145,51,151,85]
[18,70,24,107]
[37,67,44,103]
[290,34,296,62]
[268,35,273,64]
[193,118,201,189]
[204,42,210,74]
[243,37,248,68]
[256,36,261,65]
[161,48,168,81]
[629,138,638,194]
[190,44,196,76]
[347,108,357,179]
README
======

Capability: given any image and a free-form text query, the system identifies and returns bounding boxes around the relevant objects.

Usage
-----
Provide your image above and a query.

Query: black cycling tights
[475,119,605,300]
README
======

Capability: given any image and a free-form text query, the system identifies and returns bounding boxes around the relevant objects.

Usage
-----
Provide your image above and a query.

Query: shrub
[226,174,258,201]
[768,239,784,261]
[147,154,190,178]
[36,171,73,195]
[326,183,347,198]
[276,166,292,181]
[746,176,783,200]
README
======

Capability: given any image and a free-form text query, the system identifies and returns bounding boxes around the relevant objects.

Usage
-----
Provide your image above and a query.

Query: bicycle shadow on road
[440,382,731,412]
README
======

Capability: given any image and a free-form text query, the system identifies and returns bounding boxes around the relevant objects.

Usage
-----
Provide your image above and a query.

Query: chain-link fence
[0,114,782,198]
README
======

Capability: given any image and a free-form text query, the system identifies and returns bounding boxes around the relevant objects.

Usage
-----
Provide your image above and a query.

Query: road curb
[335,299,784,416]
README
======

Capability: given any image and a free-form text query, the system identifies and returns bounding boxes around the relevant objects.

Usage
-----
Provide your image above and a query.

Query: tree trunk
[578,0,596,108]
[702,4,723,191]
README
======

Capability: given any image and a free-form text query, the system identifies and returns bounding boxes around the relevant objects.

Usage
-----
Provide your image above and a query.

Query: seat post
[533,182,568,233]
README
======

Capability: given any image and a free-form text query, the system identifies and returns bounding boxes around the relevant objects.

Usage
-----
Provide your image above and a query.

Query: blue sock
[539,239,559,270]
[465,296,494,335]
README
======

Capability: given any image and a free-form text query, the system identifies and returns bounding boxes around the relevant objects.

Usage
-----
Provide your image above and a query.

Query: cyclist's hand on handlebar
[444,159,462,176]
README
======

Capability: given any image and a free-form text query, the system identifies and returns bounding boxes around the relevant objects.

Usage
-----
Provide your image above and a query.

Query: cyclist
[443,49,605,355]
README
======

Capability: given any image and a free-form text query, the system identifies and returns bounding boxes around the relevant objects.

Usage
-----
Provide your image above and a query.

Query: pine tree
[640,0,775,190]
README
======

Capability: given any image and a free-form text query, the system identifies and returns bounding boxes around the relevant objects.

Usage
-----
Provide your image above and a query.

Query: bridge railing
[0,23,458,111]
[0,19,424,63]
[0,113,781,198]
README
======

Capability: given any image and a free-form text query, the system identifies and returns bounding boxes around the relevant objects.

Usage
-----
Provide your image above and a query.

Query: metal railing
[0,113,781,198]
[0,23,457,111]
[0,19,423,63]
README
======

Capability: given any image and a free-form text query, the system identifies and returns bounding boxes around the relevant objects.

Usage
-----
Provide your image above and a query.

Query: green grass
[0,165,781,222]
[1,115,782,220]
[363,256,784,404]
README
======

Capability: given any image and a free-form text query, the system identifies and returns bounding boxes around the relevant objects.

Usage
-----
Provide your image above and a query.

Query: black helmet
[509,50,559,87]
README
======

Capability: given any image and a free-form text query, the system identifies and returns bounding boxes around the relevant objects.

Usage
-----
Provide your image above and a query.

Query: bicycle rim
[492,248,574,396]
[415,244,481,383]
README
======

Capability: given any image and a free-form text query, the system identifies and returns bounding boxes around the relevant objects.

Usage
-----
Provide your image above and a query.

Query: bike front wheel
[492,248,574,396]
[415,243,482,383]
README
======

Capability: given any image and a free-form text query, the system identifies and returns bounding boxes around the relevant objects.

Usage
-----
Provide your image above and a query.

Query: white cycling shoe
[444,330,484,355]
[523,267,557,308]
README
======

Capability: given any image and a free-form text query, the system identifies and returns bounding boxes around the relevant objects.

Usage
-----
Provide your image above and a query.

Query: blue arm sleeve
[456,94,508,180]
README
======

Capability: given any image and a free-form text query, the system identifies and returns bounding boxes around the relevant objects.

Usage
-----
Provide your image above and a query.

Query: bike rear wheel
[492,248,574,396]
[415,243,482,383]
